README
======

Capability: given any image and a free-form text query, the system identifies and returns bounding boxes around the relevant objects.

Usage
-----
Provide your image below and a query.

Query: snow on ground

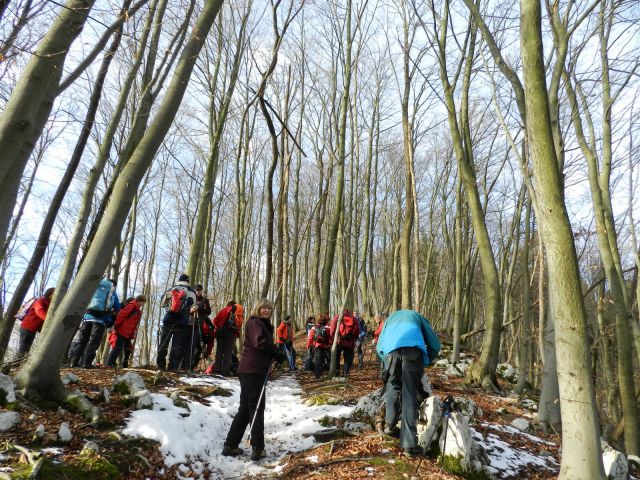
[123,374,353,479]
[473,425,559,478]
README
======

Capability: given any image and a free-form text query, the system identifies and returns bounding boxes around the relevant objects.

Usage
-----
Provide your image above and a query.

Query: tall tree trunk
[0,0,95,253]
[0,11,128,361]
[520,0,603,476]
[15,0,224,402]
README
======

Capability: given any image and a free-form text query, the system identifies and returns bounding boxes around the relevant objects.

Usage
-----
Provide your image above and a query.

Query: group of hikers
[15,274,441,460]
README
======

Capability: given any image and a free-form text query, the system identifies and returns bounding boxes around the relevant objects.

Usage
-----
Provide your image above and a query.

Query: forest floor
[0,336,564,479]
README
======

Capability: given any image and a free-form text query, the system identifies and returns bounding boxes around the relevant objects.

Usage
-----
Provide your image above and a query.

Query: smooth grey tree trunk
[15,0,224,401]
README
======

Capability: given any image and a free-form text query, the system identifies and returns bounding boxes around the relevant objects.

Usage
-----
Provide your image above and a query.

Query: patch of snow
[124,374,353,478]
[306,455,319,463]
[480,422,557,446]
[41,447,64,456]
[472,427,558,477]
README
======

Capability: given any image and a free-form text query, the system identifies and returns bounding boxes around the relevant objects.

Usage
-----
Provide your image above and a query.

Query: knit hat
[178,273,189,282]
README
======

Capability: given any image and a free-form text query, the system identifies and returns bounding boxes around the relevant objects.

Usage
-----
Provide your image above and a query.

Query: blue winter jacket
[376,310,441,366]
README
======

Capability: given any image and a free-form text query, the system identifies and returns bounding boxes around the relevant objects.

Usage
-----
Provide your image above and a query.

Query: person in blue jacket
[69,278,121,368]
[376,309,441,456]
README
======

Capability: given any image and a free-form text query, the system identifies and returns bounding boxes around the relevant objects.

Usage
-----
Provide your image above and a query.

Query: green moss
[317,416,334,427]
[440,455,492,480]
[304,394,342,406]
[4,401,20,411]
[119,395,137,407]
[10,455,120,480]
[64,396,83,414]
[112,383,130,395]
[173,397,189,409]
[364,457,413,479]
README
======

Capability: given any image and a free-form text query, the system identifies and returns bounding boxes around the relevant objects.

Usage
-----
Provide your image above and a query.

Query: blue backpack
[87,279,115,312]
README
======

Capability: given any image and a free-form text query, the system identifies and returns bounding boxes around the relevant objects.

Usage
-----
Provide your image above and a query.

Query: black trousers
[157,320,187,370]
[14,329,36,359]
[225,373,267,450]
[69,321,105,367]
[106,334,133,367]
[382,347,423,449]
[215,327,236,376]
[182,321,201,370]
[356,339,365,367]
[337,345,355,376]
[314,348,329,379]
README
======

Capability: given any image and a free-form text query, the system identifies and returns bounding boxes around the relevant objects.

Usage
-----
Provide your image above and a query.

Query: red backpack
[169,288,189,314]
[340,315,355,341]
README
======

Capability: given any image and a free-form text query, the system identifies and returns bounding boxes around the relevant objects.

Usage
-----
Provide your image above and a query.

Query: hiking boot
[251,449,266,461]
[384,426,400,438]
[222,446,243,457]
[403,446,423,457]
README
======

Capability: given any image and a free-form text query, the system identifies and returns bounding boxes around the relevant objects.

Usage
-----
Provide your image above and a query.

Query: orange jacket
[276,321,293,344]
[20,297,50,333]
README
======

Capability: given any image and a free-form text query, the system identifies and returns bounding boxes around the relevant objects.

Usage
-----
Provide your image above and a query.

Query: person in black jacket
[183,284,212,370]
[222,298,285,461]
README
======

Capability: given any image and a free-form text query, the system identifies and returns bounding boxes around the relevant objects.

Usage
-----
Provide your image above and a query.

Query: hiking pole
[246,361,278,446]
[438,395,455,464]
[413,395,454,474]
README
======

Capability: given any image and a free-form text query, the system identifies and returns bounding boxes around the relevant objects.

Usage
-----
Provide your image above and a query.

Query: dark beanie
[178,274,189,282]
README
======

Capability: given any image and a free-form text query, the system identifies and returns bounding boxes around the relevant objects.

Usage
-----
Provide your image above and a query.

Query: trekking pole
[246,361,278,446]
[438,395,454,464]
[413,395,454,474]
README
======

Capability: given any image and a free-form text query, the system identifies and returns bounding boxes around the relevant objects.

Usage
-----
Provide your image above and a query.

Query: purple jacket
[237,316,278,375]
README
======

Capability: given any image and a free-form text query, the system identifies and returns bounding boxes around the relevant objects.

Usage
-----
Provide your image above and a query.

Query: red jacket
[212,304,244,337]
[113,301,143,340]
[373,320,384,342]
[20,297,50,333]
[276,322,293,344]
[329,313,360,349]
[307,324,331,349]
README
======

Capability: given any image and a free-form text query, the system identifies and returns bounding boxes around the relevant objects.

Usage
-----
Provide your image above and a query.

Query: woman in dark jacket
[222,298,284,461]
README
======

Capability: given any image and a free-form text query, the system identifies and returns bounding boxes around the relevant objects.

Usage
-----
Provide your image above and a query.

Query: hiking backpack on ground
[16,297,37,321]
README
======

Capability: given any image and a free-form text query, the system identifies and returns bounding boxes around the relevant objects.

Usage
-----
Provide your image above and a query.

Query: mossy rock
[10,453,120,479]
[304,394,343,406]
[317,415,334,427]
[112,383,130,396]
[173,397,190,410]
[119,395,137,407]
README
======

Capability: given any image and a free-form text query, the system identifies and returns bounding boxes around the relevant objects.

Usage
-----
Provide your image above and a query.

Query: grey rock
[81,441,100,455]
[112,372,146,396]
[510,418,530,432]
[58,422,73,442]
[418,396,443,451]
[61,372,80,385]
[0,411,20,432]
[353,388,385,420]
[136,390,153,409]
[0,373,16,404]
[35,424,45,438]
[602,443,628,480]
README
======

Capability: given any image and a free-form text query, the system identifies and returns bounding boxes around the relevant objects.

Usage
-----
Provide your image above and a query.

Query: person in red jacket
[14,288,55,360]
[276,316,296,370]
[213,301,244,376]
[329,309,360,377]
[106,295,146,368]
[306,314,331,379]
